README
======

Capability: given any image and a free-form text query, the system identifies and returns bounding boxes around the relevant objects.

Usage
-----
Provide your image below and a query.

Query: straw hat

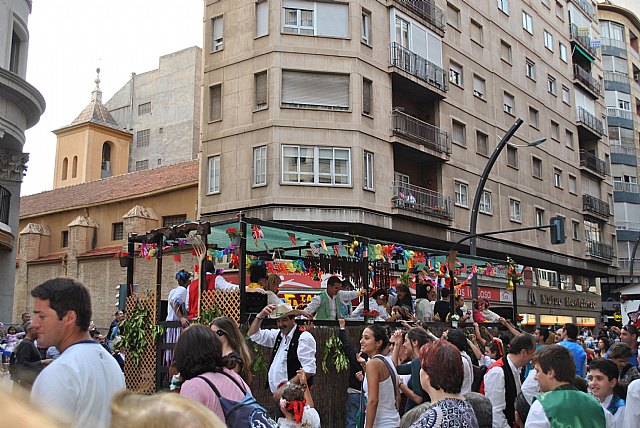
[269,303,301,319]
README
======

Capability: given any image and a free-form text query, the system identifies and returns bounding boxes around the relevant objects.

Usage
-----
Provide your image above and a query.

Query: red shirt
[187,274,216,320]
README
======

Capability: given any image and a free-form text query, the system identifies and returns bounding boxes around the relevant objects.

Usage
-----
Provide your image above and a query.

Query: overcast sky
[22,0,203,196]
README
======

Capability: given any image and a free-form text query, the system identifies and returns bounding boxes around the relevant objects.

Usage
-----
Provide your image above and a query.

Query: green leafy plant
[119,297,164,366]
[240,324,267,376]
[194,306,223,327]
[321,333,349,374]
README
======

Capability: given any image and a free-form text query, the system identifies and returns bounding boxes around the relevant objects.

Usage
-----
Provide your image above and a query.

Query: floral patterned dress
[409,398,479,428]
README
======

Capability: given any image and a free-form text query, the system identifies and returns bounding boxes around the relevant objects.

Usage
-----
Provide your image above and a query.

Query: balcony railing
[618,258,637,273]
[392,181,453,219]
[391,109,451,154]
[574,0,596,20]
[582,194,610,218]
[610,145,636,156]
[617,221,640,231]
[601,37,627,50]
[570,24,598,58]
[604,71,630,85]
[576,107,605,135]
[614,182,639,193]
[579,150,609,176]
[0,185,10,225]
[585,240,614,261]
[607,107,633,120]
[573,64,600,94]
[390,42,448,92]
[394,0,445,33]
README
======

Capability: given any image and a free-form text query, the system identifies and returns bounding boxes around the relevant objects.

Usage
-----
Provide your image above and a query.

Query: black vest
[499,356,517,428]
[271,327,314,387]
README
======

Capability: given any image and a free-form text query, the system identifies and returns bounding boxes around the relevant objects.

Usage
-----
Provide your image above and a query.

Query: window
[476,131,488,156]
[136,129,150,148]
[568,174,577,194]
[535,208,545,227]
[522,11,533,34]
[207,155,220,193]
[547,75,557,95]
[112,223,124,241]
[256,1,269,37]
[471,20,483,45]
[253,146,267,186]
[504,92,515,115]
[211,16,224,51]
[255,71,268,110]
[209,84,222,121]
[473,75,485,99]
[452,120,466,147]
[544,30,554,51]
[532,156,542,178]
[479,191,492,214]
[135,159,149,171]
[283,6,314,35]
[363,151,374,190]
[282,145,351,185]
[500,40,512,63]
[62,157,68,180]
[157,158,162,166]
[559,43,567,62]
[447,3,461,29]
[507,145,518,167]
[510,199,521,222]
[362,78,372,116]
[159,127,164,134]
[551,121,560,140]
[362,9,371,45]
[282,71,349,110]
[526,59,536,80]
[566,130,574,149]
[572,220,580,240]
[138,102,151,115]
[450,62,463,86]
[163,215,187,228]
[529,106,539,128]
[454,181,469,207]
[61,231,69,248]
[542,0,550,8]
[498,0,509,15]
[9,31,20,74]
[395,16,410,48]
[72,156,77,178]
[555,1,564,20]
[561,85,570,104]
[282,1,348,37]
[553,168,562,188]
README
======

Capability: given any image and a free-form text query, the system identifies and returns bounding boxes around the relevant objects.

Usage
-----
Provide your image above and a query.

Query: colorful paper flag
[287,232,297,246]
[320,239,328,252]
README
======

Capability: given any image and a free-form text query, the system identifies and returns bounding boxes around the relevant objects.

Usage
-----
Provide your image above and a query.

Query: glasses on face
[214,329,225,337]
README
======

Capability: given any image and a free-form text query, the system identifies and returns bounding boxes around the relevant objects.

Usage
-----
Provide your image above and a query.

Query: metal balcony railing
[392,181,453,219]
[573,0,596,20]
[579,150,609,176]
[389,42,448,92]
[614,182,639,193]
[576,107,605,135]
[601,37,627,50]
[604,71,630,85]
[607,108,633,120]
[610,145,636,156]
[391,109,451,154]
[573,64,600,94]
[582,194,610,218]
[570,24,598,58]
[585,240,614,260]
[0,185,10,225]
[394,0,446,33]
[617,221,640,231]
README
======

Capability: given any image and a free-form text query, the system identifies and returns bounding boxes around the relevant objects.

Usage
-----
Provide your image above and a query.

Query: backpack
[197,372,277,428]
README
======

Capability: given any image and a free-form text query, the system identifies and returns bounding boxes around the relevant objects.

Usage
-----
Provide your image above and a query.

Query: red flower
[362,309,369,316]
[369,310,380,318]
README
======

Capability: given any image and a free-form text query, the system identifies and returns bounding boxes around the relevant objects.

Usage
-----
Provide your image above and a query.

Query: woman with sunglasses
[210,317,254,384]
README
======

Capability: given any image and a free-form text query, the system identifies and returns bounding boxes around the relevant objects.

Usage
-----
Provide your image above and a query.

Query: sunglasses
[214,329,225,337]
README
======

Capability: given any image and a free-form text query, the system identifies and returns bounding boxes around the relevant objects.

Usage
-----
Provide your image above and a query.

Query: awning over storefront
[520,314,536,326]
[540,315,573,326]
[576,317,596,327]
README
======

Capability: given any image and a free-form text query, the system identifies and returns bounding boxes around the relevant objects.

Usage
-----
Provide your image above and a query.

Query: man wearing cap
[305,275,363,320]
[248,303,316,398]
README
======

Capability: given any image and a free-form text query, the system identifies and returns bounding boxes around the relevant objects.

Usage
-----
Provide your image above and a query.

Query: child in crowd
[588,358,625,428]
[2,326,25,364]
[277,369,320,428]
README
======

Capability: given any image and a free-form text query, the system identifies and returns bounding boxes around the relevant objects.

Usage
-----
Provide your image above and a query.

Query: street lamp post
[469,118,546,301]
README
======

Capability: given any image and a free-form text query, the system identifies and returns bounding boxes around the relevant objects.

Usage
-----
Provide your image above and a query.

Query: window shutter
[210,85,221,121]
[255,72,267,108]
[362,79,372,115]
[256,1,269,37]
[282,71,349,109]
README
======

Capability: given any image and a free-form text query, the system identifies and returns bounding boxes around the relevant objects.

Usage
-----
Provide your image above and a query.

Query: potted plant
[116,250,129,268]
[450,313,460,328]
[226,227,243,246]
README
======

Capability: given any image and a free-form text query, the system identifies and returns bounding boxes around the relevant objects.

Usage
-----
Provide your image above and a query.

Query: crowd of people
[2,269,640,428]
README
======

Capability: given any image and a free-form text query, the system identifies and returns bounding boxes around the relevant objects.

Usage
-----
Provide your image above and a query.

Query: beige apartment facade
[200,1,616,298]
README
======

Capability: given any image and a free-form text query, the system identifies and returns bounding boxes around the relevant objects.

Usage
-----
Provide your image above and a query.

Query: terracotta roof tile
[31,251,68,263]
[21,160,198,217]
[79,246,122,258]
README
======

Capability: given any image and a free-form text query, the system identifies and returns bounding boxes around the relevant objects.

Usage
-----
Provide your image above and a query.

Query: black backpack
[197,372,277,428]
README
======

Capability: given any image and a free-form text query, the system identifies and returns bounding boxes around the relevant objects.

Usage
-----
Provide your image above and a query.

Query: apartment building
[200,1,616,301]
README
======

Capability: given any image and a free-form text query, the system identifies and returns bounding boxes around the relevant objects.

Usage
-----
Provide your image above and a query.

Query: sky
[22,0,204,196]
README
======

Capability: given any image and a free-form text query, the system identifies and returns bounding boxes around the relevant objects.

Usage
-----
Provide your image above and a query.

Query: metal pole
[239,212,247,323]
[629,235,640,280]
[469,118,524,301]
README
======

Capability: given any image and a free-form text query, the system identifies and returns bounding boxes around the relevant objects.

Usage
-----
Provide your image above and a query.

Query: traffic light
[550,216,565,245]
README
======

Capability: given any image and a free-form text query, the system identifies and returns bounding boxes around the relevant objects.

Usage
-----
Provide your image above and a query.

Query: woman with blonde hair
[210,316,254,384]
[265,273,284,306]
[110,390,225,428]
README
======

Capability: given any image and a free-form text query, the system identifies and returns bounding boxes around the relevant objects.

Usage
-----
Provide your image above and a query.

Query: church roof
[20,160,199,217]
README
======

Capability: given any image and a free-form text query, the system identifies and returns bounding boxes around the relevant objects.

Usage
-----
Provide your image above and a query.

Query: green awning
[574,44,595,64]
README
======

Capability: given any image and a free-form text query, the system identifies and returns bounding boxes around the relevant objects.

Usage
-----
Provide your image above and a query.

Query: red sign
[455,285,512,303]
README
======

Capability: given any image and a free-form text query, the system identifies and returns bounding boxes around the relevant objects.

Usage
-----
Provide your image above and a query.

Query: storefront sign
[520,314,536,326]
[540,315,573,325]
[455,285,512,303]
[576,317,596,327]
[524,288,597,309]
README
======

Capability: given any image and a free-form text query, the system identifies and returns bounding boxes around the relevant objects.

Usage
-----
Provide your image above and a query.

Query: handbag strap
[197,375,222,397]
[219,369,247,394]
[373,355,398,405]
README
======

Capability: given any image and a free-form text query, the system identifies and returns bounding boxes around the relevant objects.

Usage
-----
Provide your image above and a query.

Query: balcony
[582,194,610,218]
[601,37,627,58]
[610,145,637,167]
[0,185,9,225]
[573,0,596,21]
[570,24,598,59]
[391,109,450,155]
[394,0,445,36]
[607,107,634,130]
[576,107,605,137]
[579,150,609,177]
[389,42,448,94]
[610,145,636,156]
[585,240,614,261]
[614,182,639,193]
[392,181,453,220]
[573,65,600,96]
[616,222,640,242]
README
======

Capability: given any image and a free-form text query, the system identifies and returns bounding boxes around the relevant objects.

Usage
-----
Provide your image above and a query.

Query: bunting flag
[310,243,320,255]
[319,239,328,252]
[251,224,264,239]
[173,253,181,262]
[287,232,297,246]
[333,245,340,256]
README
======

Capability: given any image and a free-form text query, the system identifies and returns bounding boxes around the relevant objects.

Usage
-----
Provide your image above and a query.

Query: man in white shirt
[621,378,639,428]
[483,333,535,428]
[305,275,362,320]
[30,278,125,428]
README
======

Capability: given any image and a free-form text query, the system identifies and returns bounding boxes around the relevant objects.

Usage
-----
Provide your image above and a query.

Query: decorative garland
[321,333,349,374]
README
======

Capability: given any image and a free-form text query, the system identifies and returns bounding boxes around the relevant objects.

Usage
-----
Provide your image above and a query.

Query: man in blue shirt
[620,324,639,368]
[559,322,587,377]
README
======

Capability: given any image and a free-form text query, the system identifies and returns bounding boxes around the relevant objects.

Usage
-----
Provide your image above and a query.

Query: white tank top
[363,355,400,428]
